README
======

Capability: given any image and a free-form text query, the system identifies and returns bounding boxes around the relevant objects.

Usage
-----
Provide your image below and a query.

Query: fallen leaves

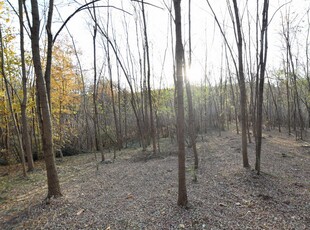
[126,193,134,200]
[76,209,84,216]
[1,130,309,229]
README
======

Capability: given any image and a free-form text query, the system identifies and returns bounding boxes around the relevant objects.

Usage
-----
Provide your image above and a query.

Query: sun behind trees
[0,1,309,224]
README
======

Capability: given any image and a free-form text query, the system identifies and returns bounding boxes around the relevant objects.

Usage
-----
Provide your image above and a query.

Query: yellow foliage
[0,1,10,23]
[50,40,82,146]
[0,1,4,13]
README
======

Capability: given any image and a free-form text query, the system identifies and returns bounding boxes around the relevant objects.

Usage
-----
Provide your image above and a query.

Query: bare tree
[106,11,122,151]
[185,0,198,170]
[225,45,239,134]
[141,0,157,154]
[267,79,281,132]
[255,0,269,175]
[29,0,62,198]
[91,2,105,161]
[206,0,250,168]
[231,0,250,168]
[281,8,304,139]
[173,0,188,207]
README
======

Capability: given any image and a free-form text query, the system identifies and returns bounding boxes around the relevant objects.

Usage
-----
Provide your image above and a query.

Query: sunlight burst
[187,64,203,84]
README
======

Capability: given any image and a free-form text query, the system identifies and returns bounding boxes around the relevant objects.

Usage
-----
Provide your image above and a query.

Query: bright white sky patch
[6,0,310,88]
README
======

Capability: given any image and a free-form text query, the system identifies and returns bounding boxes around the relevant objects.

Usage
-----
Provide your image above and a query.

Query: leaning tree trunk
[30,0,62,198]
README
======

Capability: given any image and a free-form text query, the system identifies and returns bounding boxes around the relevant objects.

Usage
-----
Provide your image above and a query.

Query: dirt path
[0,130,309,229]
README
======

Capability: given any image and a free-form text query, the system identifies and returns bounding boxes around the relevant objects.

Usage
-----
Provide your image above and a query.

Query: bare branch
[53,1,133,44]
[131,0,164,10]
[205,0,238,75]
[82,5,132,15]
[269,1,292,25]
[53,0,100,43]
[162,0,174,21]
[6,0,31,37]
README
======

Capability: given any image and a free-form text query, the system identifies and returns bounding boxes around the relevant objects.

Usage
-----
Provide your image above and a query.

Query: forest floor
[0,129,309,229]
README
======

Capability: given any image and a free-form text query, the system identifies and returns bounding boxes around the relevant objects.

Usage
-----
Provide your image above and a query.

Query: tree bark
[186,0,198,170]
[91,3,104,161]
[30,0,62,198]
[106,9,122,151]
[255,0,269,175]
[19,0,34,171]
[44,0,54,105]
[232,0,250,168]
[173,0,188,207]
[141,0,157,154]
[268,80,281,132]
[0,27,27,177]
[283,15,304,139]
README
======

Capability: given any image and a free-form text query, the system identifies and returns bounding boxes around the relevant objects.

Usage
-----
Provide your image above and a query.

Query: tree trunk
[268,80,281,132]
[225,47,239,134]
[44,0,54,106]
[186,0,198,169]
[115,48,123,150]
[106,10,122,151]
[289,50,304,139]
[30,0,62,198]
[232,0,250,168]
[91,4,104,161]
[141,0,157,154]
[255,0,269,175]
[283,16,304,139]
[108,54,121,150]
[19,0,34,171]
[173,0,188,207]
[0,28,27,177]
[285,59,291,135]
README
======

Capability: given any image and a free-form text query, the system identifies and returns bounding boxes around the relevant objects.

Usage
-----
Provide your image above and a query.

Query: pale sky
[6,0,310,87]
